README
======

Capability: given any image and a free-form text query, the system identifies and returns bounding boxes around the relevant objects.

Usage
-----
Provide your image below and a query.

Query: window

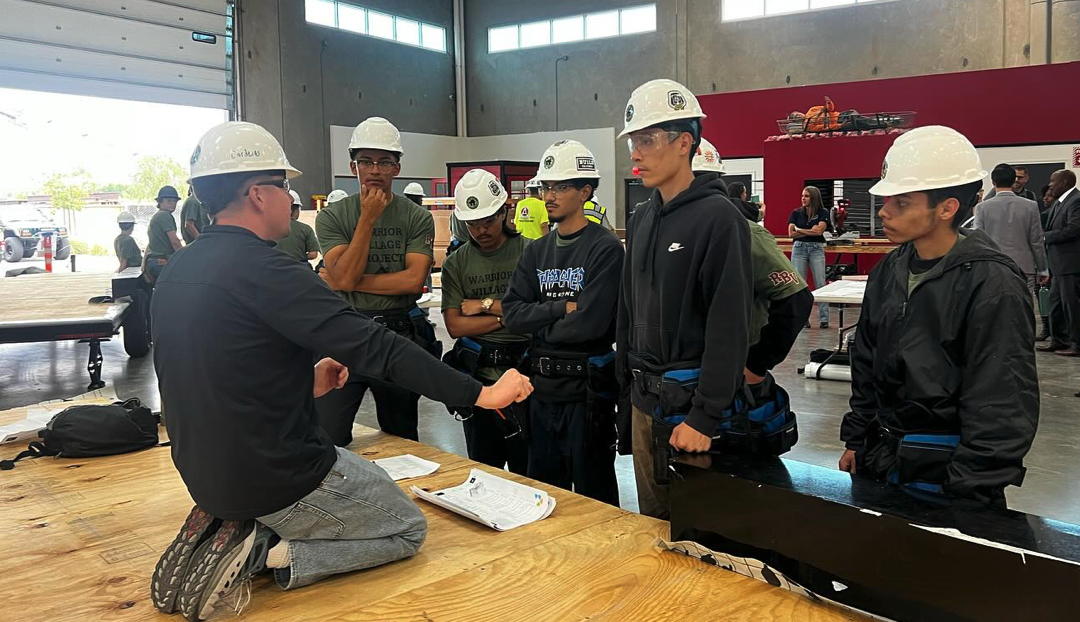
[337,4,366,34]
[305,0,336,27]
[489,25,519,52]
[585,11,619,39]
[722,0,894,21]
[620,4,657,34]
[395,17,420,45]
[368,11,394,39]
[488,4,656,53]
[304,2,448,53]
[552,16,584,43]
[520,21,551,48]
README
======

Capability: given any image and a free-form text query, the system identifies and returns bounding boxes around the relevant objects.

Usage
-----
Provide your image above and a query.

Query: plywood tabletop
[0,422,866,621]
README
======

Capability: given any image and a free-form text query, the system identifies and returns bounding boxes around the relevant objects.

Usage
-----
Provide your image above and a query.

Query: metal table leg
[86,339,105,391]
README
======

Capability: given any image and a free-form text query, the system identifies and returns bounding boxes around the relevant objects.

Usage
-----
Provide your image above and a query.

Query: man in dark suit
[1039,170,1080,356]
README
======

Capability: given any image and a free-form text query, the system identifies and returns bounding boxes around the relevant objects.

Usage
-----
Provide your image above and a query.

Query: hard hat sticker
[466,196,479,209]
[881,161,889,178]
[668,91,686,111]
[544,156,555,169]
[625,105,635,123]
[488,180,501,196]
[576,157,596,171]
[190,145,201,166]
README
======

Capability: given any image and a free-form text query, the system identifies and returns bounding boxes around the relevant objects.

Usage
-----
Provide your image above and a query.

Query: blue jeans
[256,446,428,589]
[791,240,829,324]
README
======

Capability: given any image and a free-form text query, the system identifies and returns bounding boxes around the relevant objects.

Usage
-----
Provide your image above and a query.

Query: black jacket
[841,229,1039,504]
[617,174,753,435]
[730,197,762,223]
[1044,188,1080,275]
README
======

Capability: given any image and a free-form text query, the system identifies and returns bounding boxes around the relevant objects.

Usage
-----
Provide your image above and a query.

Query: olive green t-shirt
[316,193,435,311]
[749,222,806,345]
[113,233,142,267]
[179,196,209,244]
[146,210,178,259]
[275,219,319,263]
[441,235,531,346]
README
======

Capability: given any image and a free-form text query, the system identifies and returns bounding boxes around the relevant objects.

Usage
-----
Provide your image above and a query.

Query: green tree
[41,169,95,211]
[129,155,187,201]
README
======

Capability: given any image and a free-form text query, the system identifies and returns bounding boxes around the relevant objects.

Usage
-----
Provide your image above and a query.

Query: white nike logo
[668,243,684,252]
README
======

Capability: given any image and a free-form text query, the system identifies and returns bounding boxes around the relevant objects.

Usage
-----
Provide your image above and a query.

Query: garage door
[0,0,231,109]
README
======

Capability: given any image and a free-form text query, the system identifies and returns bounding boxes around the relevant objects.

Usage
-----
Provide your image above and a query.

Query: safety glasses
[626,130,681,155]
[354,159,399,173]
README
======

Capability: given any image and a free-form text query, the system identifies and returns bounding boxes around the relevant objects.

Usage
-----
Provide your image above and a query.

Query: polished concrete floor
[2,306,1079,523]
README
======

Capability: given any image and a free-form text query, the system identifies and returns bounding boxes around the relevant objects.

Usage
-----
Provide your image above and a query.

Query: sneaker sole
[150,507,219,614]
[179,526,256,622]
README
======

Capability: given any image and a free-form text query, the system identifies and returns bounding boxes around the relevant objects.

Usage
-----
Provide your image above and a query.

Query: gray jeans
[256,446,427,589]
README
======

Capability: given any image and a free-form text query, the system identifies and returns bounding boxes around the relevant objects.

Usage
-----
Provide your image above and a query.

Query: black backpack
[1,398,164,470]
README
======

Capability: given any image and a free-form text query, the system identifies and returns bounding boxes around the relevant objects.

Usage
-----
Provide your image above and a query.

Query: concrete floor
[2,305,1079,524]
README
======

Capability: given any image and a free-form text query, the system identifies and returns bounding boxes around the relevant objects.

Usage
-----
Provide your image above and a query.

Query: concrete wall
[238,0,457,204]
[464,0,1078,226]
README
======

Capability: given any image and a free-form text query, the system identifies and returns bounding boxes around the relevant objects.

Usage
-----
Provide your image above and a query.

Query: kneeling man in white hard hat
[315,116,440,445]
[149,121,532,621]
[840,125,1038,507]
[502,139,625,505]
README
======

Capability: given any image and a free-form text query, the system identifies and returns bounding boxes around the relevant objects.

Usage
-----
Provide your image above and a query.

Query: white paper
[412,468,556,531]
[0,389,117,445]
[373,454,440,481]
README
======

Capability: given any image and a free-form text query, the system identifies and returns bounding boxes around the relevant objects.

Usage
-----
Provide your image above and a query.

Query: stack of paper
[412,468,556,531]
[373,454,440,481]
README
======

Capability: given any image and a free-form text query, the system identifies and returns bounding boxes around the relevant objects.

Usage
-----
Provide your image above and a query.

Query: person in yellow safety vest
[513,178,550,239]
[583,198,612,231]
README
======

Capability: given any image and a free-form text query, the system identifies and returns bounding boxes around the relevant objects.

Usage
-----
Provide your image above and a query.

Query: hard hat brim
[454,203,505,222]
[534,170,601,182]
[617,110,707,139]
[869,169,987,197]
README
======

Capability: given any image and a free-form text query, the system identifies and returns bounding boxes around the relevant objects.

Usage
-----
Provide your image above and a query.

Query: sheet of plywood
[0,272,123,324]
[0,422,867,621]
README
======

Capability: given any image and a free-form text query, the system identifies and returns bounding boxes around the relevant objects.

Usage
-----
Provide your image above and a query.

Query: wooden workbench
[0,422,865,621]
[775,240,898,255]
[0,271,123,324]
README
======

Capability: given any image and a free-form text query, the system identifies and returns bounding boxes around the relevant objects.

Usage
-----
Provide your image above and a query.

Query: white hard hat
[535,140,601,183]
[454,169,508,222]
[326,189,348,204]
[403,182,426,197]
[525,177,542,189]
[618,78,706,139]
[189,121,301,181]
[117,211,136,224]
[348,117,403,155]
[692,137,724,174]
[870,126,987,196]
[289,189,302,206]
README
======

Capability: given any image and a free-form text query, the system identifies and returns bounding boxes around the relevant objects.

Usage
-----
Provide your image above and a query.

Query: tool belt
[630,355,798,484]
[860,401,960,496]
[358,306,442,359]
[444,337,529,377]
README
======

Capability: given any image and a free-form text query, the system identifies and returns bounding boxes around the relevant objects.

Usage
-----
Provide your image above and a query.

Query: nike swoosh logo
[668,243,684,252]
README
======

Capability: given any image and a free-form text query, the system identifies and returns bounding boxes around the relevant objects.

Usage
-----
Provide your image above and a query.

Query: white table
[806,278,867,381]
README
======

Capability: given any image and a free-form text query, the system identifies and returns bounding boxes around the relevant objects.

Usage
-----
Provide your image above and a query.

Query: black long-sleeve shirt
[502,223,624,399]
[152,225,481,519]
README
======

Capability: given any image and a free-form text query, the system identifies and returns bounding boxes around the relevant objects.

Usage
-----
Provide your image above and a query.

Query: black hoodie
[841,229,1039,504]
[616,174,753,435]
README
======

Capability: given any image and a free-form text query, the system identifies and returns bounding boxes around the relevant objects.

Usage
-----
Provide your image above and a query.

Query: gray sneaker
[150,505,221,613]
[177,520,275,621]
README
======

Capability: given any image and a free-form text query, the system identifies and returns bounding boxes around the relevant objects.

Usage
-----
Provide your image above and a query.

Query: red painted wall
[699,61,1080,158]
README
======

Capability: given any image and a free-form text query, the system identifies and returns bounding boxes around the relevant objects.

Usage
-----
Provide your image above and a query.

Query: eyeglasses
[355,159,399,173]
[465,214,501,229]
[626,130,681,155]
[247,178,290,194]
[541,183,576,196]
